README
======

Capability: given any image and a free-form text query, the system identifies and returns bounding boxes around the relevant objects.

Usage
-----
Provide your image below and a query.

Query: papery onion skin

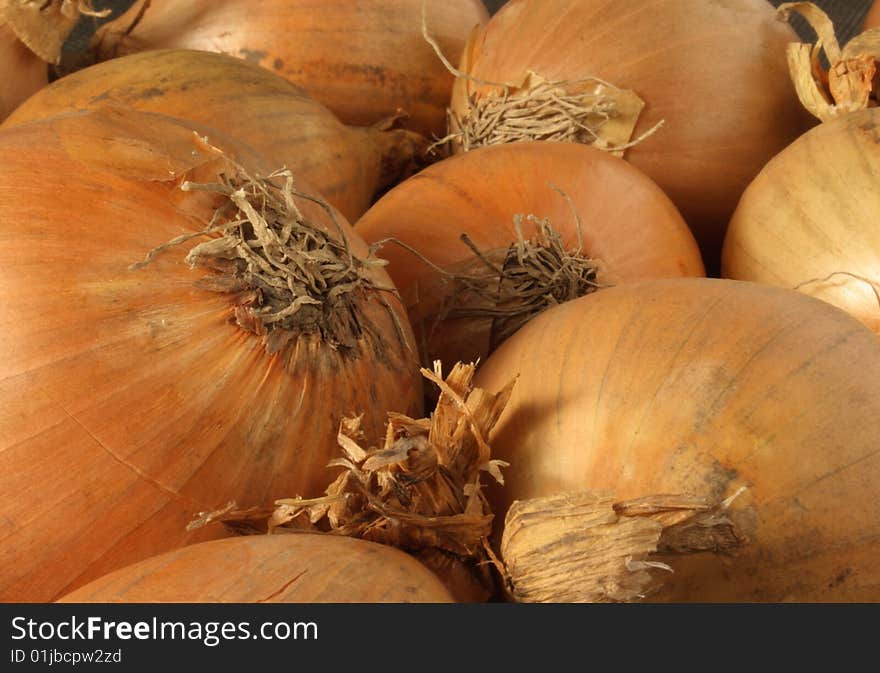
[356,141,704,366]
[58,535,453,603]
[2,49,424,223]
[88,0,488,137]
[722,109,880,334]
[450,0,814,268]
[475,278,880,601]
[0,110,422,602]
[0,22,46,122]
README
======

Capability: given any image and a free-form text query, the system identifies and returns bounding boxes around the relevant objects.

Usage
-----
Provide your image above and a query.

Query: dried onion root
[133,158,407,355]
[190,362,515,602]
[422,7,656,157]
[778,2,880,122]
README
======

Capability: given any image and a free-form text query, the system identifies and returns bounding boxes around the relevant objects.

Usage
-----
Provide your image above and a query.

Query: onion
[0,108,421,601]
[356,141,704,366]
[723,5,880,333]
[723,109,880,333]
[58,535,453,603]
[475,278,880,601]
[88,0,488,137]
[2,49,427,223]
[0,20,45,121]
[446,0,814,267]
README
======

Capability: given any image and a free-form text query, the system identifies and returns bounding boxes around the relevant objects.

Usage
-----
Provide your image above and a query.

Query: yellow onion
[357,141,704,366]
[447,0,814,268]
[475,279,880,601]
[88,0,488,137]
[0,107,421,601]
[3,49,427,223]
[59,535,454,603]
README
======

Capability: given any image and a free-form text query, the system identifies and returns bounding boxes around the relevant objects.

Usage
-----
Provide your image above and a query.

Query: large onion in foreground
[2,49,426,223]
[59,535,453,603]
[723,109,880,334]
[88,0,488,137]
[448,0,813,266]
[0,109,421,601]
[357,142,703,365]
[475,278,880,601]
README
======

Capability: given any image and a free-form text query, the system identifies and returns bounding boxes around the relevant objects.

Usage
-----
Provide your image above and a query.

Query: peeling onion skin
[0,112,422,602]
[58,535,454,603]
[0,22,46,122]
[723,109,880,335]
[475,279,880,601]
[451,0,815,270]
[2,49,424,224]
[88,0,489,137]
[356,141,704,367]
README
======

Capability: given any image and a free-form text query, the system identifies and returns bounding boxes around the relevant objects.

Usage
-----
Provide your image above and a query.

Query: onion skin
[0,22,46,122]
[475,278,880,601]
[89,0,488,137]
[722,109,880,334]
[357,141,704,366]
[451,0,814,268]
[58,535,453,603]
[2,49,425,223]
[0,110,422,601]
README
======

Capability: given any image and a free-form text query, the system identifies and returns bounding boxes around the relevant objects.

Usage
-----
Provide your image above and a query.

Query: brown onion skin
[0,110,422,601]
[0,22,46,122]
[451,0,815,269]
[2,49,422,224]
[58,535,453,603]
[88,0,488,137]
[475,278,880,601]
[356,141,704,366]
[723,109,880,334]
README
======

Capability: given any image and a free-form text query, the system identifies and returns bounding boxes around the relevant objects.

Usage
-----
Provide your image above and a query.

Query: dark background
[65,0,875,55]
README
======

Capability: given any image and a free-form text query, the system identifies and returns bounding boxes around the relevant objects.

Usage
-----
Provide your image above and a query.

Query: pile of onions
[447,0,814,268]
[0,108,421,601]
[2,49,427,223]
[59,535,453,603]
[356,141,704,366]
[474,278,880,601]
[88,0,488,137]
[723,109,880,334]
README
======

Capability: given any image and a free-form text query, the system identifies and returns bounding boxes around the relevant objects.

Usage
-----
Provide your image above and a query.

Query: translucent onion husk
[447,0,815,269]
[0,108,422,601]
[356,141,704,366]
[723,108,880,334]
[475,278,880,601]
[87,0,489,137]
[58,535,454,603]
[2,49,428,223]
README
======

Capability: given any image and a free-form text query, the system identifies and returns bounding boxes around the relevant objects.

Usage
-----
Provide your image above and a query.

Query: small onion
[88,0,489,137]
[0,108,421,601]
[475,279,880,601]
[59,535,453,603]
[3,49,427,223]
[865,1,880,30]
[723,109,880,334]
[448,0,814,267]
[356,141,704,366]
